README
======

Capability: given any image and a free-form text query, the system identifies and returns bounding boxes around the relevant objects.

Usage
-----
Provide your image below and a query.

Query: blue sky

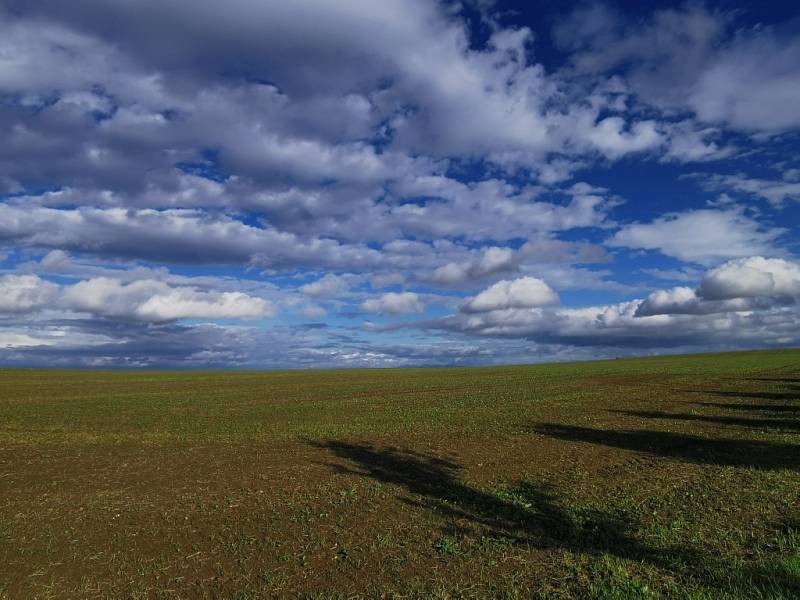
[0,0,799,368]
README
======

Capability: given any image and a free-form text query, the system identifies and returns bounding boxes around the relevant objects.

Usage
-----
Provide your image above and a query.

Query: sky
[0,0,799,369]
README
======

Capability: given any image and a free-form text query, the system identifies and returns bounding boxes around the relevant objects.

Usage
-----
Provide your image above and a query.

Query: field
[1,349,799,599]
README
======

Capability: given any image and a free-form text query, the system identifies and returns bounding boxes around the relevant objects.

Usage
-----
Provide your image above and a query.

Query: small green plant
[433,537,460,556]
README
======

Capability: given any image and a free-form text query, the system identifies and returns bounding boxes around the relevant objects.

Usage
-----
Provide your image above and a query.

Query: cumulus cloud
[583,117,662,159]
[411,253,799,355]
[634,286,764,317]
[63,278,275,322]
[0,274,59,313]
[699,257,800,300]
[361,292,424,315]
[635,286,698,316]
[629,257,800,317]
[0,270,277,322]
[462,277,559,313]
[428,295,800,351]
[608,209,784,264]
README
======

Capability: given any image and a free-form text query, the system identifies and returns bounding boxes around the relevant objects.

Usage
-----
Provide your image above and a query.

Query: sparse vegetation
[1,349,799,598]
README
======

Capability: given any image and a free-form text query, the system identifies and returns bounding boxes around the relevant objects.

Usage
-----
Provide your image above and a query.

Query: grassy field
[1,349,799,599]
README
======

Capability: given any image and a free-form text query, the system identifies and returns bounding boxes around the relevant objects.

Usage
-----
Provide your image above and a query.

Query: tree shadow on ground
[611,410,800,431]
[697,402,800,414]
[310,439,799,594]
[309,440,663,559]
[690,389,800,401]
[531,424,800,471]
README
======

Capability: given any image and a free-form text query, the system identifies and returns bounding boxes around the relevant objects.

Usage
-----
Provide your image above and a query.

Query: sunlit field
[1,349,799,598]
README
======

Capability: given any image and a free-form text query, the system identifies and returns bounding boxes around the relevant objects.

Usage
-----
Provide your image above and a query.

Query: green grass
[0,348,798,598]
[1,348,795,445]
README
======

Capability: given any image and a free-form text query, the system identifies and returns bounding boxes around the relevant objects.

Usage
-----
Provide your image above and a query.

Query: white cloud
[431,246,517,285]
[430,294,800,350]
[462,277,559,313]
[634,286,758,317]
[555,4,800,134]
[620,257,800,317]
[0,274,59,313]
[554,4,724,108]
[40,249,71,271]
[690,32,800,132]
[0,204,385,271]
[300,274,351,298]
[63,277,275,322]
[636,286,698,316]
[361,292,424,315]
[0,332,58,348]
[698,174,800,206]
[662,122,733,162]
[381,176,616,243]
[416,253,800,351]
[0,202,621,290]
[583,117,663,159]
[608,209,784,264]
[699,257,800,300]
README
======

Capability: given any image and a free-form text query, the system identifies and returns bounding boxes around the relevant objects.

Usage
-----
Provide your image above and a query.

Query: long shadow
[532,424,800,471]
[311,439,799,594]
[692,390,800,402]
[698,402,800,414]
[310,440,651,558]
[612,410,800,431]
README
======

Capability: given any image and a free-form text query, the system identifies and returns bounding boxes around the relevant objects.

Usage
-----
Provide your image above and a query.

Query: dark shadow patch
[309,440,650,558]
[612,410,800,431]
[692,390,800,402]
[311,439,800,595]
[698,402,800,414]
[531,424,800,471]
